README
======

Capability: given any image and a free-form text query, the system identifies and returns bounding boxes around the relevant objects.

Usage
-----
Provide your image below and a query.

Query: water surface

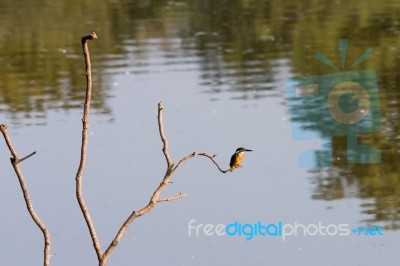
[0,1,400,265]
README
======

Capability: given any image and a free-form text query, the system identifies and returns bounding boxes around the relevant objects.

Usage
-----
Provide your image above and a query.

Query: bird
[229,147,253,172]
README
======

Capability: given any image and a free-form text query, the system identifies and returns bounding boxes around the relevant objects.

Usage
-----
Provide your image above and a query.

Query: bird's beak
[245,149,253,152]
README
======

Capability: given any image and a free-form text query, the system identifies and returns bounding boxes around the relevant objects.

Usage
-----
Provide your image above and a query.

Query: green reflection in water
[1,0,400,227]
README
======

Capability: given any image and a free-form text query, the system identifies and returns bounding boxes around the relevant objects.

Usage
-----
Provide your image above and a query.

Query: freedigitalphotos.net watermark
[188,219,384,241]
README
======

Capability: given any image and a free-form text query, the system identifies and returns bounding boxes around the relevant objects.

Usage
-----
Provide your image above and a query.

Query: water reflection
[1,0,400,228]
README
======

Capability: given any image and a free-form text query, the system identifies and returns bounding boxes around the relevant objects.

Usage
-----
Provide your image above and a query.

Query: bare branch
[75,32,103,261]
[197,153,229,173]
[0,124,51,266]
[101,104,180,264]
[0,124,18,159]
[74,34,227,265]
[18,150,37,164]
[102,170,175,263]
[158,101,174,167]
[101,104,228,264]
[171,152,229,175]
[158,193,187,202]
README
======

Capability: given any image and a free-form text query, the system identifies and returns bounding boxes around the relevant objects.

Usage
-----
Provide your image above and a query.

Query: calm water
[1,0,400,265]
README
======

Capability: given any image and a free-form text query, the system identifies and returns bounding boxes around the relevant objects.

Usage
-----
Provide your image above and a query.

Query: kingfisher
[229,147,253,172]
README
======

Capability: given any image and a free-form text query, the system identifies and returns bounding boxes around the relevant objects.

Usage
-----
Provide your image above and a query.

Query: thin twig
[171,152,229,175]
[158,101,174,167]
[158,193,187,202]
[74,32,103,261]
[0,124,51,266]
[196,153,228,173]
[0,124,19,159]
[18,150,37,164]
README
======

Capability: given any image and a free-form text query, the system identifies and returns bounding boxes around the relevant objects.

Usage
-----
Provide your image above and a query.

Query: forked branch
[0,124,51,266]
[75,33,228,266]
[100,102,228,265]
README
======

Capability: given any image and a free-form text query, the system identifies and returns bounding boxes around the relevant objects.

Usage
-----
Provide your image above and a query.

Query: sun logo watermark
[286,40,382,168]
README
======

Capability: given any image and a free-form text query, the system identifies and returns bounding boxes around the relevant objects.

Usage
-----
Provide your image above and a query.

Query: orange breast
[232,152,244,167]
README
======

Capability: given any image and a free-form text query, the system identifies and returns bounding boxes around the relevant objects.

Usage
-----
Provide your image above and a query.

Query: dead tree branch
[158,192,187,202]
[18,150,37,164]
[100,102,228,265]
[74,32,103,261]
[0,124,51,266]
[158,102,174,167]
[171,152,229,174]
[75,33,228,265]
